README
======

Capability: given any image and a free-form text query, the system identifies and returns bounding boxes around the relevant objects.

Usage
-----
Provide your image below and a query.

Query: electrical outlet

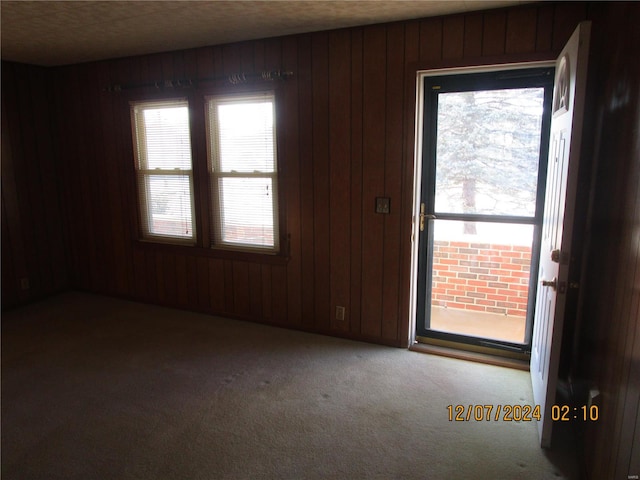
[335,306,346,321]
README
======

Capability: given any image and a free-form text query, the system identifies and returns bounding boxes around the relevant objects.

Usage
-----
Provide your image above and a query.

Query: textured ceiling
[1,1,527,67]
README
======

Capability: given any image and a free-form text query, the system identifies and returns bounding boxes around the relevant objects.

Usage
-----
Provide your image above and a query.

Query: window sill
[134,239,290,265]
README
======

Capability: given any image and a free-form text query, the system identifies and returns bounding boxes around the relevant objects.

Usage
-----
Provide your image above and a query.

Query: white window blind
[131,99,195,243]
[206,93,279,252]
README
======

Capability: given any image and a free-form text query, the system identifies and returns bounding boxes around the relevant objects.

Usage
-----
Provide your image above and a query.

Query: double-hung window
[206,92,279,253]
[131,99,195,243]
[130,91,280,254]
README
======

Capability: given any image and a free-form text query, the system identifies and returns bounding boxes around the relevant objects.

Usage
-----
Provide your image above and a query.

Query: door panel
[416,67,553,355]
[530,22,591,448]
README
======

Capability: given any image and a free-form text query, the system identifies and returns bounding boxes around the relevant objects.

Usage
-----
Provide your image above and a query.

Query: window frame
[130,97,197,245]
[205,91,280,254]
[128,87,288,262]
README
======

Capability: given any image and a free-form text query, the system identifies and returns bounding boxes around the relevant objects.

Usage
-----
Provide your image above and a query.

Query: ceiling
[1,1,527,67]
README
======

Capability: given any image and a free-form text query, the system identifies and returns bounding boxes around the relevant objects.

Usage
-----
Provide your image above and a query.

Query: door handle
[541,277,558,291]
[419,203,436,231]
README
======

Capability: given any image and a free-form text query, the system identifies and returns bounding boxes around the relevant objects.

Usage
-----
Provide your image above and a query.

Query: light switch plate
[375,197,390,214]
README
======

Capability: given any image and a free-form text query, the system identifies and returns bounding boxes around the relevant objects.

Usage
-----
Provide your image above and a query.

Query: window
[131,99,195,243]
[206,92,279,252]
[130,92,281,255]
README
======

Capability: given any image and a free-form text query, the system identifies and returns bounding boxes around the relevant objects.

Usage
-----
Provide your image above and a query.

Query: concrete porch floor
[430,306,526,344]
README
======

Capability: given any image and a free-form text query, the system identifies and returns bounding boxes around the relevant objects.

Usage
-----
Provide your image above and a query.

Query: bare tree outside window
[435,88,544,233]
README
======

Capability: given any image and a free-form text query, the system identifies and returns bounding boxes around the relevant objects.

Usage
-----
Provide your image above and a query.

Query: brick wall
[431,241,531,317]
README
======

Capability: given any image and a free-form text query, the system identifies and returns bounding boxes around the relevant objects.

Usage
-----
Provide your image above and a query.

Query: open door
[530,21,591,448]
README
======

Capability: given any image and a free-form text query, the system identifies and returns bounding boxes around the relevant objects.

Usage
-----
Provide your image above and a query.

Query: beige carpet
[1,292,579,479]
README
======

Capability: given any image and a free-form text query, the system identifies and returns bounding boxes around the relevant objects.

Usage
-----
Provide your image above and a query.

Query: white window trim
[205,92,280,254]
[131,98,197,245]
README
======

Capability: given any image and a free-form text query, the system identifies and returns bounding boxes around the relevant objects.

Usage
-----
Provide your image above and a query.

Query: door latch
[419,203,436,231]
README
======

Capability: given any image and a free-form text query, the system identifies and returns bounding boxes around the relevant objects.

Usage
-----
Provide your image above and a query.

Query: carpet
[1,292,579,479]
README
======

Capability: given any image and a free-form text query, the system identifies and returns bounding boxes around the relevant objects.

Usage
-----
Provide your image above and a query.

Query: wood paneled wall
[0,2,589,340]
[571,3,640,478]
[1,62,69,308]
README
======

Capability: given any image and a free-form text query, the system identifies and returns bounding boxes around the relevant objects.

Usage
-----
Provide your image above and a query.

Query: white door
[530,21,591,448]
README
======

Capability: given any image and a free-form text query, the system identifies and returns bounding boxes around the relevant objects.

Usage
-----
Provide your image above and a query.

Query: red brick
[455,297,475,304]
[438,271,457,278]
[503,263,525,271]
[476,299,497,306]
[513,246,532,252]
[467,292,486,299]
[447,302,467,309]
[479,275,500,281]
[500,251,523,258]
[447,289,469,297]
[449,266,469,273]
[468,280,489,287]
[450,242,469,247]
[487,307,507,314]
[435,294,455,301]
[476,287,497,294]
[491,244,512,251]
[499,276,522,284]
[439,259,459,266]
[507,309,527,317]
[487,294,508,301]
[490,269,512,276]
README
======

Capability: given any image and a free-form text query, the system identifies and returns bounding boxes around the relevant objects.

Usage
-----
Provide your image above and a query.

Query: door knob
[541,277,558,291]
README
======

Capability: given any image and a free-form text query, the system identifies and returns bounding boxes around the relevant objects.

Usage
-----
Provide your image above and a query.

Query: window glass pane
[218,177,274,247]
[142,106,191,170]
[429,219,533,344]
[146,175,193,238]
[435,88,544,217]
[216,100,275,173]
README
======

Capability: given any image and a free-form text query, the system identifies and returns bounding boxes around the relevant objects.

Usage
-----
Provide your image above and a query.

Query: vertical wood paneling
[442,16,464,59]
[381,23,405,342]
[552,3,588,52]
[197,258,210,311]
[297,34,316,329]
[2,5,592,346]
[506,7,538,54]
[312,32,331,330]
[208,258,225,312]
[328,29,352,332]
[535,4,555,53]
[271,265,288,324]
[482,11,507,56]
[282,36,303,327]
[360,25,387,338]
[248,262,263,318]
[463,13,484,58]
[232,261,251,317]
[349,28,364,336]
[186,255,198,307]
[175,255,189,307]
[419,17,442,63]
[261,264,273,320]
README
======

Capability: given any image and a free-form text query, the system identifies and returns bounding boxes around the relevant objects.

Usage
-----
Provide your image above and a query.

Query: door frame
[408,61,555,350]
